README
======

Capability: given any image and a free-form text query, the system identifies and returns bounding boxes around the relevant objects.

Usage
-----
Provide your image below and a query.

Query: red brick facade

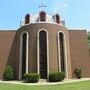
[69,30,90,77]
[0,11,90,80]
[0,24,89,80]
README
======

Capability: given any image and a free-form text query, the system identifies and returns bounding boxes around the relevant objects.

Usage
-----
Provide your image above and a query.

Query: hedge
[3,65,14,80]
[24,73,39,83]
[49,72,65,82]
[74,68,82,79]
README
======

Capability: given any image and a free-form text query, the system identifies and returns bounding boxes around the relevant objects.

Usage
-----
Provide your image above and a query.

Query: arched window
[56,14,60,24]
[39,11,46,22]
[25,14,30,24]
[39,31,47,79]
[19,32,29,79]
[22,33,27,78]
[58,32,65,72]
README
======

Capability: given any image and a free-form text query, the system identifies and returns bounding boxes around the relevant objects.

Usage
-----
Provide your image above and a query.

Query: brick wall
[69,30,90,77]
[0,31,17,79]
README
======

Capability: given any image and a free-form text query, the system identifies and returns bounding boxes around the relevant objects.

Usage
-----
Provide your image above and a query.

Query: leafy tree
[88,32,90,47]
[88,32,90,40]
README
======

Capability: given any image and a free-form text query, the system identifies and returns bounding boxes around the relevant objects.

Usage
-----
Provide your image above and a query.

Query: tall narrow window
[59,33,65,72]
[39,31,47,79]
[19,32,29,80]
[39,11,46,22]
[56,14,60,24]
[22,33,27,78]
[25,14,30,24]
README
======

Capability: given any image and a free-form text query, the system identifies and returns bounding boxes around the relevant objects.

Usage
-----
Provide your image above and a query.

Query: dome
[31,12,54,23]
[20,11,65,26]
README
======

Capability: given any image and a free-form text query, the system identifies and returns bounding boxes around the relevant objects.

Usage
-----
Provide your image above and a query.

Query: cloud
[63,3,68,8]
[52,1,68,13]
[52,1,61,13]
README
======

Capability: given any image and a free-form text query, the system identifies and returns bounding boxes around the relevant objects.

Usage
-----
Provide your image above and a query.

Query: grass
[0,80,90,90]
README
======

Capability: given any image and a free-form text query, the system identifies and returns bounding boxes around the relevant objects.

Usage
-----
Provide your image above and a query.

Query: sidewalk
[0,78,90,86]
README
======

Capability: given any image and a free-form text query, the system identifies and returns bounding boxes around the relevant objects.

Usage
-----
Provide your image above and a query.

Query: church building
[0,10,90,80]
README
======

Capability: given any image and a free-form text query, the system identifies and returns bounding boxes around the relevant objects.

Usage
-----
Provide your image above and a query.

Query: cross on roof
[39,3,46,10]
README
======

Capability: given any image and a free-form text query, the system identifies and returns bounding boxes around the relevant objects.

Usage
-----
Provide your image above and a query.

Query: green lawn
[0,80,90,90]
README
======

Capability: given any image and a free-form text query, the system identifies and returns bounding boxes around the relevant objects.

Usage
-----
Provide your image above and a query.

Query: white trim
[58,31,68,79]
[19,35,22,80]
[20,22,64,29]
[25,31,29,73]
[19,31,29,80]
[37,29,49,78]
[54,15,56,23]
[58,33,61,72]
[39,13,40,22]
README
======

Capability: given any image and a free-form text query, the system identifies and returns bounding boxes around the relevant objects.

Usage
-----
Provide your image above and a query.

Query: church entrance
[39,31,47,79]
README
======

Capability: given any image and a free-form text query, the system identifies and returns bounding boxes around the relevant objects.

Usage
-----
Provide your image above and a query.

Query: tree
[88,32,90,46]
[88,32,90,40]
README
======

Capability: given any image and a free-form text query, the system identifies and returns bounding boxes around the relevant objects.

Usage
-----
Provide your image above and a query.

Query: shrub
[3,65,14,80]
[74,68,82,79]
[24,73,39,83]
[49,72,65,82]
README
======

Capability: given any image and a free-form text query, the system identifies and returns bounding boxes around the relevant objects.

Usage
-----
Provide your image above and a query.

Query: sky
[0,0,90,31]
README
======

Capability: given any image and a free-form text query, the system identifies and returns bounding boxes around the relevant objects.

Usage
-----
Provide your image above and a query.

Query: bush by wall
[24,73,39,83]
[3,65,14,80]
[74,68,82,79]
[49,72,65,82]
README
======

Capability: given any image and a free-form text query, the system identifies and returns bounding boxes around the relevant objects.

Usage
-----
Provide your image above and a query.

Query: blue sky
[0,0,90,31]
